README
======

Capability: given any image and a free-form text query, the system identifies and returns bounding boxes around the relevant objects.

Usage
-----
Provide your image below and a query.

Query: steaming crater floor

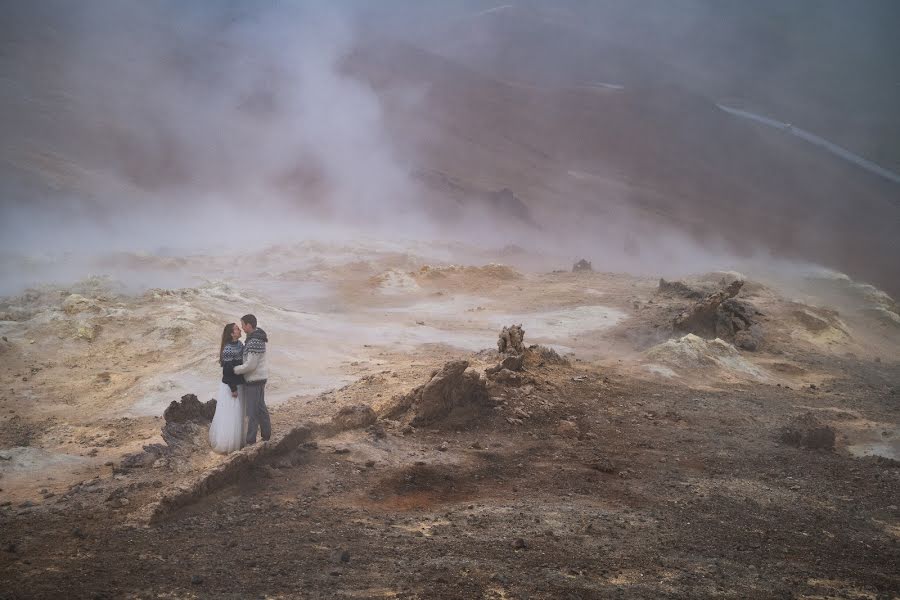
[1,242,898,598]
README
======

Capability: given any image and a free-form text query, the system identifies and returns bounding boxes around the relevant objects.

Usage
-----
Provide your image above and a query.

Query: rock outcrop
[498,325,525,354]
[673,279,764,350]
[572,259,593,273]
[386,360,491,427]
[674,279,744,337]
[163,394,217,423]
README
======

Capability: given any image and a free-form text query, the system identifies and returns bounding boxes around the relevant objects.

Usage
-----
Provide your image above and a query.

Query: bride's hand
[231,390,238,398]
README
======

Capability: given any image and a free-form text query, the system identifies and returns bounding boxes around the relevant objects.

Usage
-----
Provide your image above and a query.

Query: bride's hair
[219,323,236,365]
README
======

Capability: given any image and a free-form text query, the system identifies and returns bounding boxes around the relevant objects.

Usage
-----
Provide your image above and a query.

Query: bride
[209,323,247,453]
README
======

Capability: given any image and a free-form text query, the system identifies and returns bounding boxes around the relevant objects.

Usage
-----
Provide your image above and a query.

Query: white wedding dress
[209,382,247,454]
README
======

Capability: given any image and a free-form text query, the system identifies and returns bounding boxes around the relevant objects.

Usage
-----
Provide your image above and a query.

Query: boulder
[572,259,593,273]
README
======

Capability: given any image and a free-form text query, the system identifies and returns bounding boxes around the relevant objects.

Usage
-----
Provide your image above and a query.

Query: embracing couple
[209,314,271,454]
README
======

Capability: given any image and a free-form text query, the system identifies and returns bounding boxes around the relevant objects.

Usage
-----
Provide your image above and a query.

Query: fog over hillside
[1,1,898,293]
[2,5,900,597]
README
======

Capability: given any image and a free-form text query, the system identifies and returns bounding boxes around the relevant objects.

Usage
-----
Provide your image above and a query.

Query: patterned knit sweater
[234,328,268,383]
[221,340,245,392]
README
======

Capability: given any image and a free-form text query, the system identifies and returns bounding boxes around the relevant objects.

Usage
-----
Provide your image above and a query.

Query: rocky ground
[1,244,898,598]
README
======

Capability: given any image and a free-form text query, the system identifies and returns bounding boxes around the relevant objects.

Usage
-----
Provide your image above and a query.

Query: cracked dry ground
[2,356,899,599]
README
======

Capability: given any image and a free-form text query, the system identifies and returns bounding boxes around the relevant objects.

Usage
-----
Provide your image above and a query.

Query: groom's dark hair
[241,314,257,328]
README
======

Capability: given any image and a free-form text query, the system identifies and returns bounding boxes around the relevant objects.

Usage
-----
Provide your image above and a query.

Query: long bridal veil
[209,382,246,454]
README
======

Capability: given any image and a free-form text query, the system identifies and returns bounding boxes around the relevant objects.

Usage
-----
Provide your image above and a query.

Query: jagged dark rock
[163,394,216,424]
[498,325,525,354]
[572,259,593,273]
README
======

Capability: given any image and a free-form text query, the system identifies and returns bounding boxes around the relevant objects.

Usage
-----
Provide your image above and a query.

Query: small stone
[364,460,376,468]
[190,575,204,585]
[334,548,350,563]
[512,538,528,550]
[438,442,449,452]
[555,420,579,439]
[73,528,87,539]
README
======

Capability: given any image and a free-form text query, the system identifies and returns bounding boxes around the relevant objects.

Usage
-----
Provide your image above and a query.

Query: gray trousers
[243,380,271,443]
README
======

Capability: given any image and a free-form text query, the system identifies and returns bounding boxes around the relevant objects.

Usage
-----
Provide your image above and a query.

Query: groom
[233,313,271,444]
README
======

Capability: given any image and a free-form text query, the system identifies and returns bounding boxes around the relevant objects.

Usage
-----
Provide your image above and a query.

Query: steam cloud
[1,1,898,295]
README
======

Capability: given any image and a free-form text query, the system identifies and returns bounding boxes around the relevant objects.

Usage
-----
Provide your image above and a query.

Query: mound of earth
[369,269,421,295]
[331,404,377,431]
[790,305,850,346]
[646,334,767,380]
[384,360,491,427]
[525,344,570,367]
[657,278,703,299]
[779,413,836,451]
[417,263,521,281]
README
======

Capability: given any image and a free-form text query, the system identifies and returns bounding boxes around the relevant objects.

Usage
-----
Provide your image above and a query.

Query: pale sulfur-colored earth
[1,239,899,598]
[2,240,898,502]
